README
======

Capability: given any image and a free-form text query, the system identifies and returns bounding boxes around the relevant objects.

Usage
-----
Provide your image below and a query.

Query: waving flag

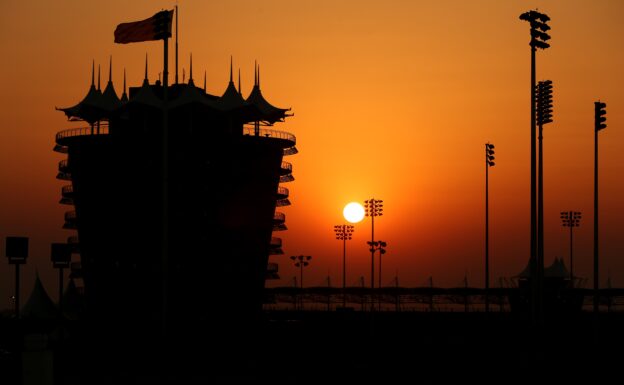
[114,10,174,44]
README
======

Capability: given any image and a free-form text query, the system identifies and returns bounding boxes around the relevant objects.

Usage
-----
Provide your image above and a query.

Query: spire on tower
[91,60,95,87]
[188,53,194,86]
[121,68,128,102]
[143,53,149,85]
[229,56,233,83]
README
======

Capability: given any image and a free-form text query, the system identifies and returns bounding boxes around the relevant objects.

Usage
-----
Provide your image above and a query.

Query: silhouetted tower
[560,211,581,283]
[55,58,296,337]
[519,10,550,325]
[594,101,607,314]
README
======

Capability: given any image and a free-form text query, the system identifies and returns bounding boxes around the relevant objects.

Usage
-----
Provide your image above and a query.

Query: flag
[114,10,174,44]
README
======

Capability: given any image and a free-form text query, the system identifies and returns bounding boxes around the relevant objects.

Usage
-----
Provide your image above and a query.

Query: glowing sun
[343,202,365,223]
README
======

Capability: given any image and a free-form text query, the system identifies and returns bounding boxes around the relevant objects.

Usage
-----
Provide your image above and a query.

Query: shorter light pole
[364,198,383,311]
[290,255,312,310]
[5,237,29,319]
[51,243,72,316]
[369,241,387,309]
[485,142,495,313]
[594,101,607,314]
[560,211,581,283]
[334,224,354,308]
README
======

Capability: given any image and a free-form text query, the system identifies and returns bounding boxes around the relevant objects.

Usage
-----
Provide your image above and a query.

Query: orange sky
[1,0,624,304]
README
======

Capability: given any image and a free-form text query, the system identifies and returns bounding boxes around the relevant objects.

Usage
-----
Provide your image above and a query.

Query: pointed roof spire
[257,64,260,89]
[121,68,128,103]
[238,68,241,95]
[108,55,112,82]
[97,64,101,91]
[229,55,233,83]
[203,70,206,92]
[254,60,257,86]
[91,60,95,87]
[144,53,149,83]
[188,53,194,86]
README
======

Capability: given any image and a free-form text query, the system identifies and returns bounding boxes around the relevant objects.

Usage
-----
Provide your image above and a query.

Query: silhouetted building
[510,258,583,314]
[55,59,295,338]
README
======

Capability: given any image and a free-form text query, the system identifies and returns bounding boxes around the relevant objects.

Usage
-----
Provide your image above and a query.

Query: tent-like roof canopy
[58,58,293,124]
[246,64,291,124]
[516,258,570,279]
[21,273,58,320]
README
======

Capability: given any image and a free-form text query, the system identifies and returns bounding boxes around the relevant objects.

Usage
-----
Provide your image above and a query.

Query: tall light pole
[485,143,495,313]
[51,243,72,316]
[536,79,553,319]
[334,224,354,308]
[519,10,550,324]
[5,237,28,319]
[560,211,581,283]
[290,255,312,310]
[364,199,383,311]
[367,240,387,309]
[594,101,607,314]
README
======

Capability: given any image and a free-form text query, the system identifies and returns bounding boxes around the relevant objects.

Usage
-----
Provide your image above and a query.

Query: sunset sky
[1,0,624,304]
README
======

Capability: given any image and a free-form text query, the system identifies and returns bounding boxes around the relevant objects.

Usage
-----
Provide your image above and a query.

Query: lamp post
[334,224,354,308]
[367,240,387,309]
[536,79,553,320]
[290,255,312,310]
[485,143,495,313]
[519,9,550,325]
[5,237,28,319]
[594,101,607,314]
[560,211,581,283]
[51,243,72,316]
[364,199,383,311]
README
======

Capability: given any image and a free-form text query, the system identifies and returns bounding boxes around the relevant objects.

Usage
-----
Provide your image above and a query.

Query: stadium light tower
[560,211,581,283]
[594,101,607,314]
[334,224,354,308]
[485,143,495,313]
[519,9,550,324]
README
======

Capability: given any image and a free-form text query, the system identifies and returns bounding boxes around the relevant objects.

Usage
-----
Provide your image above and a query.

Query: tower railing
[270,237,282,248]
[61,185,74,197]
[276,186,289,199]
[280,161,292,174]
[59,159,69,172]
[242,126,296,145]
[56,124,110,143]
[273,212,286,223]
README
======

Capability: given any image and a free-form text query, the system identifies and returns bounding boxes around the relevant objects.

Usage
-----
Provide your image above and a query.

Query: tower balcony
[53,144,68,154]
[273,211,287,231]
[276,198,291,207]
[55,124,110,146]
[61,185,74,198]
[57,159,71,180]
[276,186,289,200]
[242,126,296,150]
[283,146,298,156]
[67,236,80,253]
[273,211,285,224]
[280,161,292,176]
[279,161,295,183]
[269,237,284,255]
[266,262,280,280]
[60,185,74,205]
[63,210,77,229]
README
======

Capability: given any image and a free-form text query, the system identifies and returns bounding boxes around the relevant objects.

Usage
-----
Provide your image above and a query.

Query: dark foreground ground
[2,310,623,384]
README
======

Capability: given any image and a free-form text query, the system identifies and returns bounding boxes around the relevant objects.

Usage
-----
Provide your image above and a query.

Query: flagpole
[162,32,169,340]
[175,5,178,84]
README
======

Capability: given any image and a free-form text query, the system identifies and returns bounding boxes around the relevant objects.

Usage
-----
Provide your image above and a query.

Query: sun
[343,202,365,223]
